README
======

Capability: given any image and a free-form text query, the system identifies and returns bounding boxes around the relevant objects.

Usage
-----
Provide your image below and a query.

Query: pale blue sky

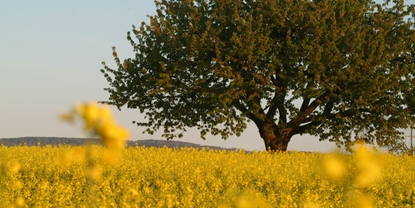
[1,0,412,152]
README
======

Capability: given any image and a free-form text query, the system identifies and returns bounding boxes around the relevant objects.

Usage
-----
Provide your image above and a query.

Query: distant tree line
[0,137,233,150]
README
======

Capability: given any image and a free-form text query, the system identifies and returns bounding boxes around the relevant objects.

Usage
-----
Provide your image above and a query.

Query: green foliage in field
[1,145,415,207]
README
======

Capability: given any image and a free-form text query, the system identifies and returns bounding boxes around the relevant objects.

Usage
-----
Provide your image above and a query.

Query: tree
[101,0,415,151]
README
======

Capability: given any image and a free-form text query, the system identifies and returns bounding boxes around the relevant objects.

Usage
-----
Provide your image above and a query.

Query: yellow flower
[12,181,23,190]
[352,195,373,208]
[59,152,74,166]
[61,102,129,166]
[97,120,129,150]
[85,165,102,181]
[304,201,320,208]
[322,155,346,180]
[129,188,139,196]
[98,106,112,122]
[8,162,21,174]
[61,102,129,149]
[15,196,25,207]
[76,103,101,131]
[353,145,382,188]
[59,112,74,123]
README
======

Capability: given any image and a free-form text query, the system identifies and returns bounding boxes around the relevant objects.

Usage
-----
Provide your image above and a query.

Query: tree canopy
[101,0,415,151]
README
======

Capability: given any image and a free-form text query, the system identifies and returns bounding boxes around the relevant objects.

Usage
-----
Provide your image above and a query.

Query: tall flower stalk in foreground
[61,102,130,165]
[61,102,129,206]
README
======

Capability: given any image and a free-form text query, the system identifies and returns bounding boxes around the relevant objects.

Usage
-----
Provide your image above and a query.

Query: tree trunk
[256,122,294,152]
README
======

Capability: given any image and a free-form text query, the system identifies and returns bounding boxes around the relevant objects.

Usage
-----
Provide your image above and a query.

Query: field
[1,144,415,208]
[2,103,412,207]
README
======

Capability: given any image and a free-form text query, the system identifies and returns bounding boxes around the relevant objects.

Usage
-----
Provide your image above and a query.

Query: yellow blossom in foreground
[8,162,21,174]
[15,196,25,207]
[353,145,382,188]
[85,165,102,181]
[61,102,129,164]
[12,181,23,190]
[59,113,74,123]
[322,155,346,180]
[352,194,373,208]
[96,119,129,150]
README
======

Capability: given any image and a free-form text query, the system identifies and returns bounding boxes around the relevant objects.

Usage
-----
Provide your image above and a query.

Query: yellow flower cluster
[61,102,129,164]
[321,145,385,207]
[1,145,415,207]
[0,150,26,208]
[322,154,346,180]
[353,145,382,188]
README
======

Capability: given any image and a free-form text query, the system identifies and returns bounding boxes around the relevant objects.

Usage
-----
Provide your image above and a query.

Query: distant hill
[0,137,240,151]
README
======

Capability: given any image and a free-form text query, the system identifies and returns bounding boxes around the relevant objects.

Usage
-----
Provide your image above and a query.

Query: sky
[1,0,413,152]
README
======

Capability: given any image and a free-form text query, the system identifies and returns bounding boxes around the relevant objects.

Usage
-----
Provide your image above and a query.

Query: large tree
[101,0,415,151]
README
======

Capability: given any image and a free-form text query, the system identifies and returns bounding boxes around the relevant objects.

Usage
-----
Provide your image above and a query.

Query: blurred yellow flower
[12,181,23,190]
[353,145,382,188]
[61,102,129,164]
[9,162,21,174]
[59,152,74,167]
[15,196,25,207]
[59,113,74,123]
[97,120,129,150]
[352,194,373,208]
[77,103,101,131]
[322,155,346,180]
[85,165,102,181]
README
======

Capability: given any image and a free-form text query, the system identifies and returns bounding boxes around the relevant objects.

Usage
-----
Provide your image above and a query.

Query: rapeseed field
[1,102,414,207]
[1,145,415,207]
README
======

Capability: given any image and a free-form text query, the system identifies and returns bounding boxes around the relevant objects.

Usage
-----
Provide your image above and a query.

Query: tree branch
[293,110,356,135]
[267,89,287,124]
[323,100,334,115]
[232,99,260,123]
[294,121,321,135]
[300,98,310,113]
[290,91,330,127]
[303,91,330,115]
